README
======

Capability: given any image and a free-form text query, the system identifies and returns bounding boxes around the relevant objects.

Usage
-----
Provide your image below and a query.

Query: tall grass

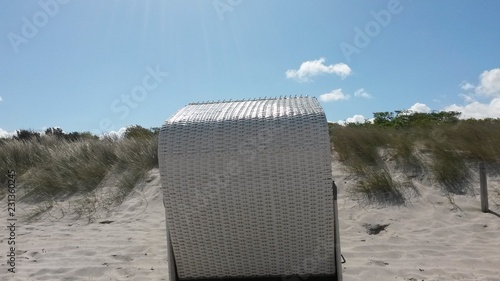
[2,118,499,210]
[114,137,158,201]
[330,124,420,205]
[330,119,500,204]
[430,147,472,195]
[351,168,408,206]
[435,120,500,161]
[330,125,390,173]
[0,134,158,202]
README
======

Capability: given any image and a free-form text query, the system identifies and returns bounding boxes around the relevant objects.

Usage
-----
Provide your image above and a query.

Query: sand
[333,162,500,281]
[1,165,500,280]
[1,170,168,280]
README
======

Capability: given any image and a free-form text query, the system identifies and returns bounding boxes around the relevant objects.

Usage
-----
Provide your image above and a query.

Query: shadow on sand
[487,210,500,218]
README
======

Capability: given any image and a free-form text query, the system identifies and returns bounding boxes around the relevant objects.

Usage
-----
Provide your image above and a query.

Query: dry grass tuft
[351,168,407,206]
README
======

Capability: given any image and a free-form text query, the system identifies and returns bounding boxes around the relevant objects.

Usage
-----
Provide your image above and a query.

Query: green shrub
[124,125,156,139]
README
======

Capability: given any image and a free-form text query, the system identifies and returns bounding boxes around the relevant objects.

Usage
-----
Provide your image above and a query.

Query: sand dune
[1,166,500,280]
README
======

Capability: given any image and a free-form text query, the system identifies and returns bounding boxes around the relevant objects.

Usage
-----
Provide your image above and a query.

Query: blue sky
[1,0,500,137]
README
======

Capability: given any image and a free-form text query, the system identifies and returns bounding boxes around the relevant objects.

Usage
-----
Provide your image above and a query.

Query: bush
[124,125,155,139]
[14,129,40,142]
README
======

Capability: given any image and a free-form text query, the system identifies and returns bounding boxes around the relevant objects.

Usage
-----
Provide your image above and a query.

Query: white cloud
[111,127,127,139]
[0,96,3,102]
[319,89,350,102]
[476,68,500,97]
[286,58,351,82]
[319,88,371,103]
[460,81,475,91]
[0,128,16,138]
[443,68,500,119]
[408,103,431,113]
[346,114,366,124]
[354,88,371,98]
[100,127,127,140]
[337,114,370,126]
[444,98,500,119]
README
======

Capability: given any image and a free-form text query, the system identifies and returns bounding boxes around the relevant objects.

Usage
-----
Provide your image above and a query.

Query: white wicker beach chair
[159,96,342,281]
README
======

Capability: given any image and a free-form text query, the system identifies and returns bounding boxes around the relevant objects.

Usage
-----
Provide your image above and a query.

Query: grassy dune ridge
[330,116,500,205]
[1,116,500,214]
[0,126,158,208]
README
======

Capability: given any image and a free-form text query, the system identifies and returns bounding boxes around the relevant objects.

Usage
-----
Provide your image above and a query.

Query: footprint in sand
[363,223,390,235]
[111,254,134,262]
[369,259,389,266]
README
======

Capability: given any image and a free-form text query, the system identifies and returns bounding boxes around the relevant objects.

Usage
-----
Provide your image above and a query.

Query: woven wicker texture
[159,96,335,279]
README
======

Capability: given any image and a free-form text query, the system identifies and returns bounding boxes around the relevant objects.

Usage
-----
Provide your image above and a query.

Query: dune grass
[330,117,500,205]
[1,116,499,212]
[0,129,158,205]
[350,168,408,206]
[330,124,420,205]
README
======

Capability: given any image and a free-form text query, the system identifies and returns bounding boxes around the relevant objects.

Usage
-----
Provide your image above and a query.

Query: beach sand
[1,170,168,280]
[1,166,500,280]
[333,161,500,281]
